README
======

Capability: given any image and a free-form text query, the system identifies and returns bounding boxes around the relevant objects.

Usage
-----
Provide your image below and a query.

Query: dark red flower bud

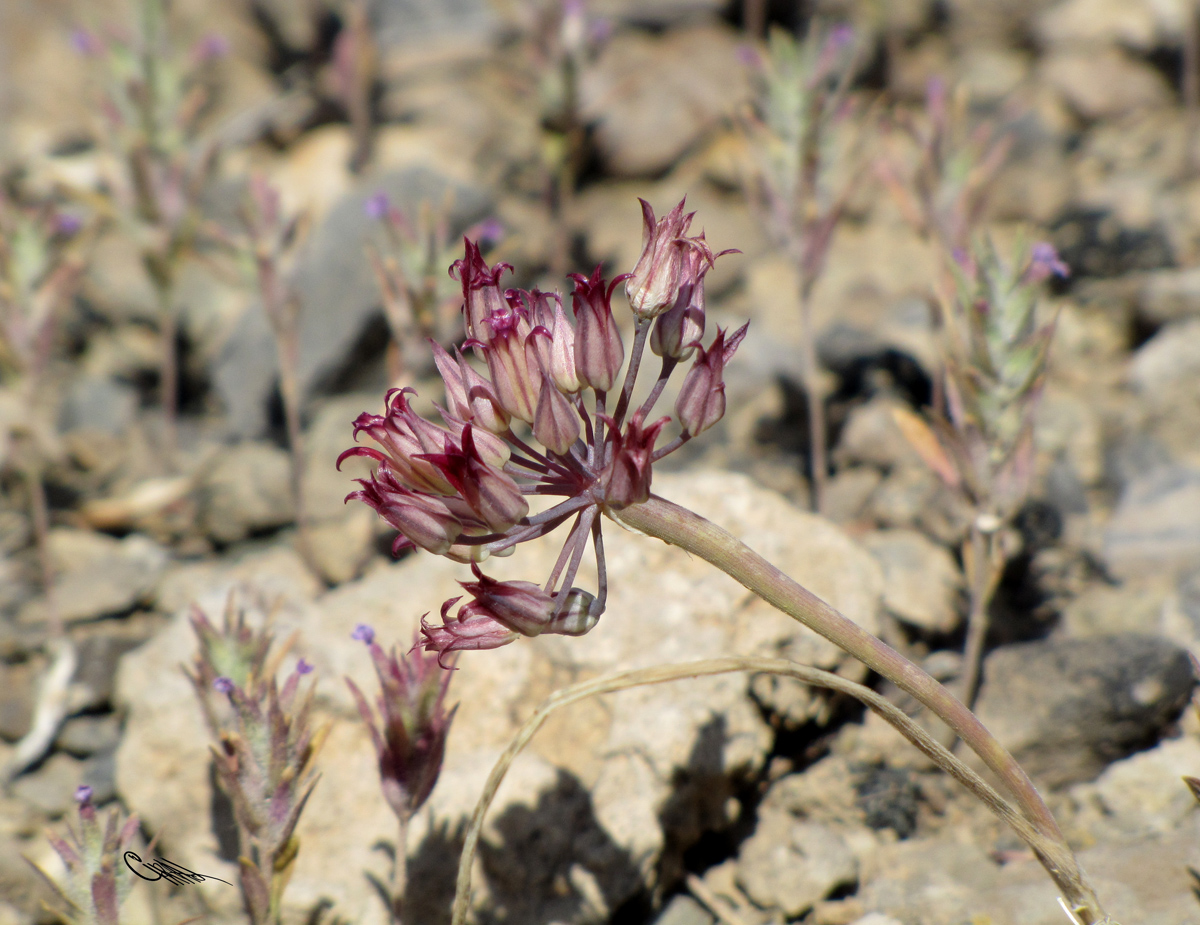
[675,323,749,437]
[570,267,625,392]
[420,596,520,664]
[449,238,512,345]
[417,425,528,532]
[346,467,464,555]
[600,411,668,508]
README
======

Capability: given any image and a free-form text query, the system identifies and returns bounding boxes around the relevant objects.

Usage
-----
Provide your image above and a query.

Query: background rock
[974,634,1195,787]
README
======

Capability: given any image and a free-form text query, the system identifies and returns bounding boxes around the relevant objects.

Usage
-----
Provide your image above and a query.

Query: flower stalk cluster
[742,22,862,513]
[30,786,141,925]
[187,595,328,925]
[346,624,456,923]
[342,198,742,662]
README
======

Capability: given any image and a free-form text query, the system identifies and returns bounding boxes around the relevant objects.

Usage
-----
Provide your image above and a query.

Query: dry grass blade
[449,655,1076,925]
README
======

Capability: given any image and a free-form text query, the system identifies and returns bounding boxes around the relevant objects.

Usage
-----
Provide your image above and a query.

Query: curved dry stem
[449,657,1079,925]
[610,495,1105,922]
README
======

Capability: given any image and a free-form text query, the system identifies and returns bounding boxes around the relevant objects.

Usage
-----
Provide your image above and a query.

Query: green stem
[609,493,1105,920]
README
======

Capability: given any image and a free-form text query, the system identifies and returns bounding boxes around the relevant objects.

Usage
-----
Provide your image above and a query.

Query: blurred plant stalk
[742,23,865,514]
[365,190,502,385]
[234,176,319,576]
[899,239,1067,710]
[331,0,380,173]
[77,0,226,467]
[0,200,93,779]
[187,594,328,925]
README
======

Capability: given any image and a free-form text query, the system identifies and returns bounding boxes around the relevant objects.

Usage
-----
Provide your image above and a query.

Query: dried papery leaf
[1184,776,1200,805]
[892,405,960,487]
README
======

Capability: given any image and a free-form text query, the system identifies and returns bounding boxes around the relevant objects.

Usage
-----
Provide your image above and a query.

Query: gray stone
[1104,465,1200,579]
[859,827,1200,925]
[55,715,121,757]
[1130,317,1200,397]
[19,530,168,625]
[653,894,714,925]
[72,632,146,711]
[115,470,882,925]
[198,442,295,545]
[833,397,925,473]
[58,376,138,437]
[735,811,858,917]
[862,529,962,634]
[377,0,496,46]
[212,167,491,437]
[974,634,1195,787]
[0,659,39,741]
[1137,266,1200,325]
[1040,48,1173,121]
[580,25,752,177]
[1070,735,1200,839]
[12,753,84,816]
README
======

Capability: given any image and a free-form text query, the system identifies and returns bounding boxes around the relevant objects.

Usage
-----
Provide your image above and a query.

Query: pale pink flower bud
[533,375,581,455]
[625,198,695,320]
[570,267,625,392]
[480,307,542,424]
[431,341,511,436]
[651,243,711,360]
[675,323,749,437]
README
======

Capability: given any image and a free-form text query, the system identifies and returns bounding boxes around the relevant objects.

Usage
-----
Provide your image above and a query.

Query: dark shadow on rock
[402,817,467,925]
[475,768,645,925]
[656,714,749,897]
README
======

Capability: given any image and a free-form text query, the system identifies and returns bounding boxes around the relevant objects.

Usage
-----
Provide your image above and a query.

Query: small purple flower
[352,623,376,645]
[475,217,505,245]
[213,676,235,694]
[55,213,83,236]
[195,33,230,62]
[1026,241,1070,282]
[69,28,102,57]
[364,192,390,221]
[74,784,94,805]
[296,658,314,675]
[828,23,855,51]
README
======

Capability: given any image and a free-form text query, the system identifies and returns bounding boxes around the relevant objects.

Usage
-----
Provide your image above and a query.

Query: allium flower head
[343,199,742,662]
[346,634,457,823]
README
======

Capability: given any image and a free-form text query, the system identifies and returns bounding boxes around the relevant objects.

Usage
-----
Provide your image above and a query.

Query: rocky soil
[2,1,1200,924]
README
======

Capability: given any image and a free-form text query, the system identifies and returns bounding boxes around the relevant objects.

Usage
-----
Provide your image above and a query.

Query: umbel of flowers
[341,199,742,661]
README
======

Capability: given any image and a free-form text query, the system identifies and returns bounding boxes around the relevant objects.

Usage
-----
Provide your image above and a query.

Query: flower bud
[675,323,749,437]
[626,198,695,320]
[600,411,668,509]
[345,632,456,823]
[570,267,625,392]
[651,243,711,360]
[481,307,542,424]
[421,596,520,664]
[533,376,581,455]
[418,426,528,533]
[449,239,513,345]
[346,467,464,555]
